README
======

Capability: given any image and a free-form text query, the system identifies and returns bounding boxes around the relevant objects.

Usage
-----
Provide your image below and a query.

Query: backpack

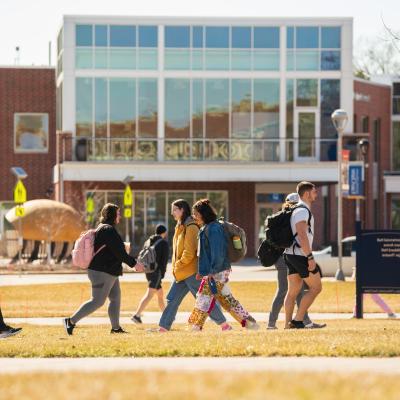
[257,205,312,267]
[205,218,247,263]
[137,237,164,273]
[72,226,106,269]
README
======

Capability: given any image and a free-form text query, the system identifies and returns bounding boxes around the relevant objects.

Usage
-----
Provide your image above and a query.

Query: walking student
[188,199,259,331]
[0,306,22,339]
[157,199,231,332]
[267,192,325,330]
[63,203,144,335]
[284,182,324,329]
[132,224,169,324]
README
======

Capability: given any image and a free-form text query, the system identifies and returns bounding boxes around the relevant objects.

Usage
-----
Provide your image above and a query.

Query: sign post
[13,179,27,267]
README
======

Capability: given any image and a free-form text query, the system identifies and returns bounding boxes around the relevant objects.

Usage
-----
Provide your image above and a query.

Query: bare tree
[354,29,400,79]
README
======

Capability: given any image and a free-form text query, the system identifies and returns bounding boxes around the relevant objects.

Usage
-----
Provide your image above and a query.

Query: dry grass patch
[1,281,398,318]
[1,370,400,400]
[0,320,399,358]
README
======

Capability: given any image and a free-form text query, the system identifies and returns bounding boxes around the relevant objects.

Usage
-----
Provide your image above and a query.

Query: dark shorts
[284,254,322,279]
[146,270,163,290]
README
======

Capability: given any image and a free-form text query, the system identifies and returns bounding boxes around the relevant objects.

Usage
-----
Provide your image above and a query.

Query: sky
[0,0,399,66]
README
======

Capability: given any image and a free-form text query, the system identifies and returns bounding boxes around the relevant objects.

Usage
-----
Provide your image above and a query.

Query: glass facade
[86,190,228,250]
[70,20,345,163]
[287,26,341,71]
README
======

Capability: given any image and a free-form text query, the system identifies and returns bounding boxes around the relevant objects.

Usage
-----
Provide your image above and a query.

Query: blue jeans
[159,273,226,330]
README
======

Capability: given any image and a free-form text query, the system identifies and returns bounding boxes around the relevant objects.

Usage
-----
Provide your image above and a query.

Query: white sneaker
[245,318,259,331]
[388,313,397,319]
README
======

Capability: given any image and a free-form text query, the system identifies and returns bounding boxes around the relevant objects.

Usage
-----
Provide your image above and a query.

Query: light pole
[358,139,370,227]
[331,109,348,282]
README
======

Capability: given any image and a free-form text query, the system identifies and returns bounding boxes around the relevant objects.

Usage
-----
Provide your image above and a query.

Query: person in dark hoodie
[63,203,144,335]
[131,224,169,324]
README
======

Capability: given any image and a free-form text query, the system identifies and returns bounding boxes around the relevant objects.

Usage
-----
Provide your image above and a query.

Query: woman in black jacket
[63,203,144,335]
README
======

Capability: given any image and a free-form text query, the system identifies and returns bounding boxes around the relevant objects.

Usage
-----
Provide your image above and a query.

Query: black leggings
[0,307,7,329]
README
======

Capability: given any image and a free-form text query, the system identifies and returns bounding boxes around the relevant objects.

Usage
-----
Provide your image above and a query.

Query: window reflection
[138,79,157,138]
[110,78,136,137]
[296,79,318,107]
[231,79,251,138]
[165,79,190,138]
[76,77,92,137]
[206,79,229,138]
[253,79,280,138]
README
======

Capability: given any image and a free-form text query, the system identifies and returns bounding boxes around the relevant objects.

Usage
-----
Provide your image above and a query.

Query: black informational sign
[356,225,400,318]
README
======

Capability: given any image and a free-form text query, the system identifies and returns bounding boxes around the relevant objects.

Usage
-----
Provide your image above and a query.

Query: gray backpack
[137,238,164,273]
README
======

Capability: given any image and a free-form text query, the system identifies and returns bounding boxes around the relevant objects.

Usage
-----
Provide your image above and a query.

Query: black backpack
[257,205,312,267]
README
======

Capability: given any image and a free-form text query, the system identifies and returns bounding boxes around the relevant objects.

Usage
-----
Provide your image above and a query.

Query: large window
[14,113,49,153]
[296,79,318,107]
[287,26,341,71]
[75,24,158,70]
[391,199,400,229]
[231,79,251,139]
[76,77,93,137]
[86,190,228,251]
[206,79,229,139]
[393,82,400,115]
[164,25,280,71]
[393,121,400,170]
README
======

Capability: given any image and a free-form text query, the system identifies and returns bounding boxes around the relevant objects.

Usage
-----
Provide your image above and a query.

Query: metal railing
[65,137,338,163]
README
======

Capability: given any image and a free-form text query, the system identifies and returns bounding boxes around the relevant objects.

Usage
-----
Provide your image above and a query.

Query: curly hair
[192,199,217,224]
[99,203,119,225]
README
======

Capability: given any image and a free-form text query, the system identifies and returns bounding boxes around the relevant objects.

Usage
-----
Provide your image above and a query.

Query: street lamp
[358,139,370,225]
[331,109,348,281]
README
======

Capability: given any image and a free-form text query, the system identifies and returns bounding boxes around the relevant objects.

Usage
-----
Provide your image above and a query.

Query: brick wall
[0,67,56,202]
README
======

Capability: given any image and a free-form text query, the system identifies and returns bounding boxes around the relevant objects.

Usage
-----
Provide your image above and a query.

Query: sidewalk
[7,311,395,326]
[1,356,400,374]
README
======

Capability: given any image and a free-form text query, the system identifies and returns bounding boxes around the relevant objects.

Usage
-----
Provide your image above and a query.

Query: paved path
[0,265,280,285]
[7,312,395,326]
[1,356,400,375]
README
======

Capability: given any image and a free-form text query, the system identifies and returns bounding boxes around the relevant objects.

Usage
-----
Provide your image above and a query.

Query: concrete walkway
[0,265,279,285]
[7,312,396,326]
[1,356,400,375]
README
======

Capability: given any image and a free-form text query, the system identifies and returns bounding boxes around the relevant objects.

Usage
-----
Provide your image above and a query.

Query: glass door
[255,203,282,254]
[294,109,319,161]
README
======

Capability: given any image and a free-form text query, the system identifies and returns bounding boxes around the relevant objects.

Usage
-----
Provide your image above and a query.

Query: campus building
[54,16,354,254]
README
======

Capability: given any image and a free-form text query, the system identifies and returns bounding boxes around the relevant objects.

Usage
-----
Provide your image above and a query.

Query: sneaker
[110,327,128,334]
[388,313,397,319]
[131,315,143,324]
[190,325,202,332]
[62,318,75,336]
[0,326,22,339]
[221,322,233,331]
[267,325,278,330]
[245,317,260,331]
[288,319,305,329]
[146,327,168,333]
[305,322,327,329]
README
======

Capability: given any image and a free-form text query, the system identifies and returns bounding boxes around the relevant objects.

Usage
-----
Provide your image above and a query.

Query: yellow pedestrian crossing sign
[124,186,133,206]
[15,206,25,217]
[124,208,132,218]
[86,196,95,213]
[14,180,27,204]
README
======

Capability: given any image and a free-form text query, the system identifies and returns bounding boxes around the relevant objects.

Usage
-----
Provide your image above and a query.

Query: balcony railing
[60,136,338,163]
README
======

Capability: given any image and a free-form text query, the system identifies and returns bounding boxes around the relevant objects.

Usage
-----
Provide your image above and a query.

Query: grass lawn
[0,320,399,358]
[1,371,400,400]
[1,281,398,318]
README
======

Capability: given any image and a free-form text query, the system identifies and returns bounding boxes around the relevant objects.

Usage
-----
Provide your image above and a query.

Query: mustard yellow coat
[172,218,199,282]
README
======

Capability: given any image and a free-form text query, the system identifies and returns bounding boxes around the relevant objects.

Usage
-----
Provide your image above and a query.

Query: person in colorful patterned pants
[188,198,259,331]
